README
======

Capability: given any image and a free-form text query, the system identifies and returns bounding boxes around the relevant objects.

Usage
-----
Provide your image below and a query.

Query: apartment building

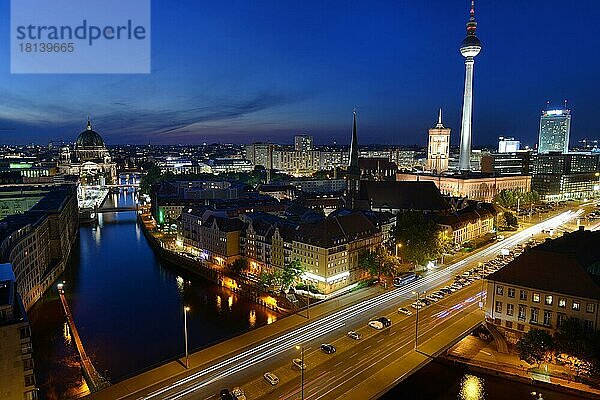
[435,202,496,246]
[486,228,600,343]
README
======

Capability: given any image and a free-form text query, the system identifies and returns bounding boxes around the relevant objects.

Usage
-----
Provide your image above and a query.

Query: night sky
[0,1,599,146]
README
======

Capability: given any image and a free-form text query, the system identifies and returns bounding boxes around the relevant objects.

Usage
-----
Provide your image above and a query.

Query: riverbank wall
[136,214,291,315]
[439,354,600,399]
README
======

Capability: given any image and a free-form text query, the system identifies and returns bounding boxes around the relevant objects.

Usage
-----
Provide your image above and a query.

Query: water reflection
[228,295,233,310]
[249,309,256,328]
[267,315,277,324]
[460,374,485,400]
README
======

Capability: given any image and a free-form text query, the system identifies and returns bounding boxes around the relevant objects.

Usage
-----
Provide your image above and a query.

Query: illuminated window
[545,295,553,306]
[496,286,504,296]
[586,303,595,313]
[573,301,580,311]
[558,298,566,308]
[507,304,514,316]
[532,293,540,303]
[519,290,527,301]
[495,301,502,313]
[508,288,515,298]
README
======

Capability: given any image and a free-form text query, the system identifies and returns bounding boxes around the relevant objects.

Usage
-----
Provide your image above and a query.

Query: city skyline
[1,1,599,147]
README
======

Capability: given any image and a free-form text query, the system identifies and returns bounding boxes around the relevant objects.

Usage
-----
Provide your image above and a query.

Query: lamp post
[412,290,425,350]
[295,345,305,400]
[183,306,190,368]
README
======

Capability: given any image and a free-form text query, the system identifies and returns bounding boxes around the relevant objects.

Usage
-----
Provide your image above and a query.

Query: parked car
[220,389,234,400]
[320,343,336,354]
[264,372,279,386]
[411,301,424,310]
[347,330,362,340]
[377,317,392,327]
[292,358,306,370]
[369,320,384,330]
[231,387,246,400]
[397,307,412,316]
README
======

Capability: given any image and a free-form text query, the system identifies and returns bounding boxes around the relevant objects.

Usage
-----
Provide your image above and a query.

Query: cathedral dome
[76,120,105,148]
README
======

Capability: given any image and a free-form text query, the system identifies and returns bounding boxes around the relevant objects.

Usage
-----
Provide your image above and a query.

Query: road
[123,208,581,400]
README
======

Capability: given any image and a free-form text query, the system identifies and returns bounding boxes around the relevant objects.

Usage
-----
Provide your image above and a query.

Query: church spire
[348,109,359,172]
[87,116,92,130]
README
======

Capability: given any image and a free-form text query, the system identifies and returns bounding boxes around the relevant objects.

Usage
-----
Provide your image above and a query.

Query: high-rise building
[458,0,482,172]
[538,108,571,154]
[427,109,451,173]
[294,135,313,152]
[498,137,520,153]
[244,143,273,169]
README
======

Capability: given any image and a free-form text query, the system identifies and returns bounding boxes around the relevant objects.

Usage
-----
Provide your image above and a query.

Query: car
[264,372,279,386]
[410,301,423,310]
[397,307,412,316]
[420,298,433,306]
[231,387,246,400]
[377,317,392,327]
[320,343,336,354]
[220,389,234,400]
[440,287,453,294]
[347,330,362,340]
[368,320,384,330]
[425,295,439,303]
[292,358,306,370]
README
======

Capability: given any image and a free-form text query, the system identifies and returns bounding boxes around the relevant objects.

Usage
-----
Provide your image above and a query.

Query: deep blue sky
[1,1,599,146]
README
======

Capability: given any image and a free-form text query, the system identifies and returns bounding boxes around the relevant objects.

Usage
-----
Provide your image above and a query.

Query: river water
[28,185,277,400]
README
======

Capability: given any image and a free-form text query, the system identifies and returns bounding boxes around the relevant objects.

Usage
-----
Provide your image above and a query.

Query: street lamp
[183,306,190,368]
[295,345,305,400]
[395,243,402,257]
[412,290,426,350]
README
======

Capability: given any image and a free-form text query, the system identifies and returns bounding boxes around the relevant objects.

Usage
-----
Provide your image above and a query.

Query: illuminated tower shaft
[458,57,475,171]
[458,0,481,172]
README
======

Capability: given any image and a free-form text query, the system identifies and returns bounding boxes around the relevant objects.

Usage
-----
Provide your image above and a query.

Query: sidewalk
[445,335,600,399]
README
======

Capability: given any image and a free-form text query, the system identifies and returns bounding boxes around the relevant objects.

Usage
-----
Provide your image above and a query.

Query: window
[545,295,553,306]
[507,303,514,316]
[495,301,502,313]
[543,310,552,326]
[20,326,30,339]
[557,313,566,327]
[520,290,527,301]
[506,321,513,329]
[508,288,515,298]
[584,320,594,332]
[23,358,34,371]
[518,305,526,322]
[496,286,504,296]
[573,301,581,311]
[21,342,32,355]
[558,298,566,308]
[24,374,35,387]
[531,308,539,323]
[532,293,540,303]
[586,303,595,313]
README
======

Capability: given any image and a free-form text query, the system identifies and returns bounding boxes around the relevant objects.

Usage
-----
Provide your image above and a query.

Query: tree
[358,248,399,282]
[282,260,304,290]
[393,211,446,265]
[230,258,249,275]
[517,329,554,367]
[140,164,162,194]
[502,211,519,229]
[495,189,517,209]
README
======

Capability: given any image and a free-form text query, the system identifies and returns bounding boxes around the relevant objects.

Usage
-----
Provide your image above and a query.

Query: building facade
[427,110,451,174]
[538,108,571,154]
[396,172,532,202]
[486,229,600,343]
[0,264,37,400]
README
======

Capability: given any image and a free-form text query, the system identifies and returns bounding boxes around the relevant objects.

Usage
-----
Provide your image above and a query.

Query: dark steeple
[346,110,361,209]
[348,110,360,176]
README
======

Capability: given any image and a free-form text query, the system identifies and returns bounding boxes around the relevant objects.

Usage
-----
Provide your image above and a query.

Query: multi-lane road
[118,208,581,400]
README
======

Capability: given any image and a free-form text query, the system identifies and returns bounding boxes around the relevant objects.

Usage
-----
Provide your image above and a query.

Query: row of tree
[494,189,540,210]
[393,211,454,265]
[517,319,600,377]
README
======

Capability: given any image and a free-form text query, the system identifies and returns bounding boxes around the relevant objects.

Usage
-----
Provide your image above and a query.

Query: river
[28,184,278,400]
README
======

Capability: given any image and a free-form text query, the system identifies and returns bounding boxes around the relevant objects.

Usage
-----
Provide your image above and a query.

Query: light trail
[137,209,581,400]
